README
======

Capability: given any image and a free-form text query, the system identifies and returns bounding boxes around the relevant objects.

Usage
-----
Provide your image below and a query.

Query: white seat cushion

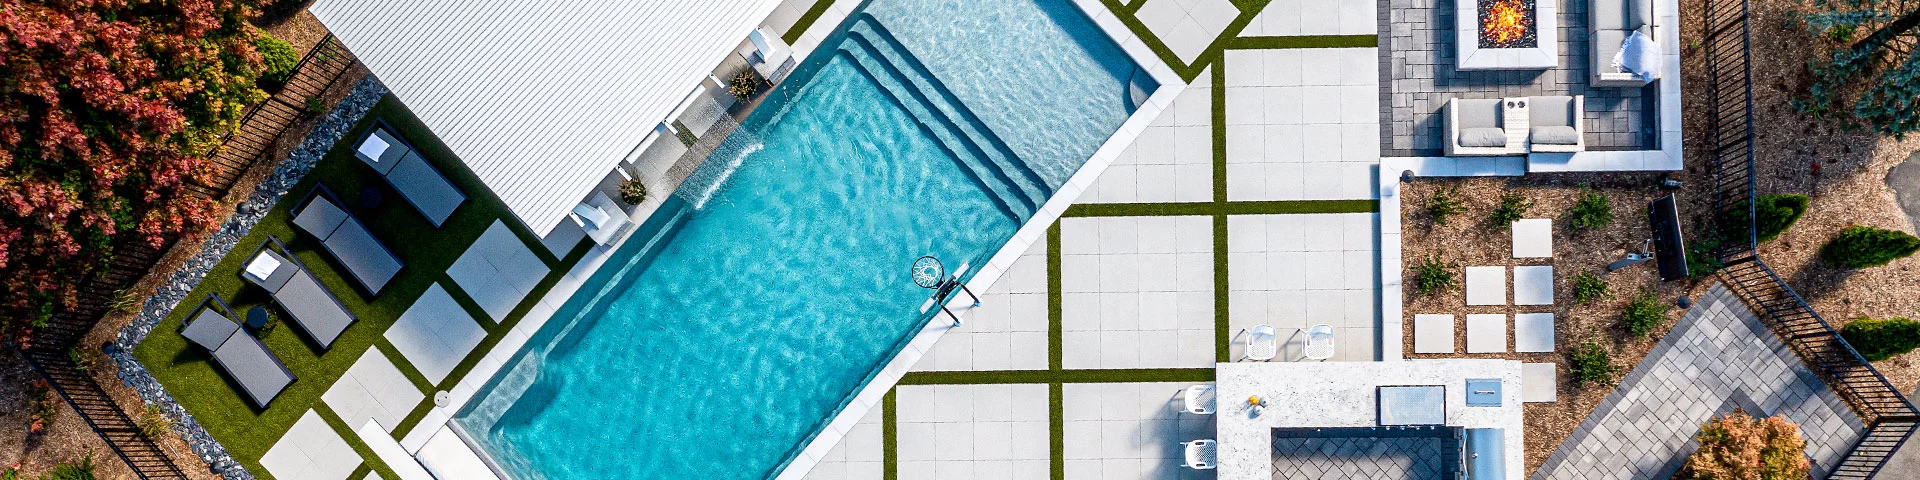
[1531,126,1581,145]
[1459,128,1508,147]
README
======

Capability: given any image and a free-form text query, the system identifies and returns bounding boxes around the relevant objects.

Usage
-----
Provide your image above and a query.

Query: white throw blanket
[1612,31,1663,80]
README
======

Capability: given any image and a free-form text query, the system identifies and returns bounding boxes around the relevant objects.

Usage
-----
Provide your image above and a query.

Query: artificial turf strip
[897,368,1214,385]
[1227,34,1379,50]
[1062,199,1379,217]
[130,95,587,477]
[1049,383,1066,480]
[1098,0,1191,81]
[783,0,839,45]
[1048,221,1064,373]
[1215,214,1232,363]
[882,389,898,480]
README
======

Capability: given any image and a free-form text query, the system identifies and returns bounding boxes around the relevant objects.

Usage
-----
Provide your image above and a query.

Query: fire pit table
[1457,0,1559,70]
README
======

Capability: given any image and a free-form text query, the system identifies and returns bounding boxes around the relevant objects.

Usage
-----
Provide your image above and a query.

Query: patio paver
[1223,48,1380,201]
[1412,314,1454,354]
[260,410,363,480]
[1062,382,1215,480]
[1082,66,1213,204]
[1522,363,1557,403]
[385,282,488,383]
[1136,0,1240,64]
[1512,219,1553,258]
[1243,0,1376,36]
[1513,265,1554,306]
[1062,216,1217,369]
[917,240,1048,372]
[320,350,424,434]
[1464,314,1505,353]
[1464,266,1505,306]
[1513,312,1555,353]
[447,220,549,321]
[896,384,1052,479]
[1226,213,1379,362]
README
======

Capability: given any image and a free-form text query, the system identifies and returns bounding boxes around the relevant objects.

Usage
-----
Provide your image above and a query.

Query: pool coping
[767,0,1185,478]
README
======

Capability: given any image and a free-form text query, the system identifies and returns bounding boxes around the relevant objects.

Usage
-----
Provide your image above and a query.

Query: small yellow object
[1248,395,1261,405]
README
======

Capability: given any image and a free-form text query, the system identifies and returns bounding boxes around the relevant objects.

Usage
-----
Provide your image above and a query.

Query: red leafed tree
[1,0,269,328]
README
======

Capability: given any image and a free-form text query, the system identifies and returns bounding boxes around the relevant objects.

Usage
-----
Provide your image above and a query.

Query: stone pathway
[1531,284,1865,480]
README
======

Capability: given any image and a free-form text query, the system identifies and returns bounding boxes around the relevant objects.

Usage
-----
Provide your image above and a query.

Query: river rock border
[108,77,388,480]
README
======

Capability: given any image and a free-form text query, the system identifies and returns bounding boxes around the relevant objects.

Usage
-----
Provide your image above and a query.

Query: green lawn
[134,95,588,480]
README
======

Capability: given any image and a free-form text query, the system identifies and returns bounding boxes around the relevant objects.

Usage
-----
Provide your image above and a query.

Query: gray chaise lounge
[181,294,295,408]
[240,236,358,349]
[352,121,467,227]
[292,185,403,294]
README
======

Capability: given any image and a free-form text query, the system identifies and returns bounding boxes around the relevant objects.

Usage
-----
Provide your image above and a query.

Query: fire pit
[1479,0,1537,48]
[1456,0,1558,70]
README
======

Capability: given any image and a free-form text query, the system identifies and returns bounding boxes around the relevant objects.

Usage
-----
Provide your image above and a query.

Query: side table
[1502,97,1531,153]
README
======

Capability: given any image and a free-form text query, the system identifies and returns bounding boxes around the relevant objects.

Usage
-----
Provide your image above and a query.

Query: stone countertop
[1213,360,1526,479]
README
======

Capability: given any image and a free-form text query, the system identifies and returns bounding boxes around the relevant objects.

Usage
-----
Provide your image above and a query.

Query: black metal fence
[1699,0,1920,477]
[10,35,359,480]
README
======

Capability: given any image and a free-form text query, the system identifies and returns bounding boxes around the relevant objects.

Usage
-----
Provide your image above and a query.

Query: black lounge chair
[181,294,295,408]
[239,236,358,349]
[292,185,404,295]
[352,121,467,227]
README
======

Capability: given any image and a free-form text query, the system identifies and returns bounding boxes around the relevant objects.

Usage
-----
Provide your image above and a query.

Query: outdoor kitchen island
[1212,360,1529,479]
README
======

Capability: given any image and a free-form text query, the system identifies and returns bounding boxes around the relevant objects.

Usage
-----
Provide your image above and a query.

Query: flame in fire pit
[1483,0,1529,44]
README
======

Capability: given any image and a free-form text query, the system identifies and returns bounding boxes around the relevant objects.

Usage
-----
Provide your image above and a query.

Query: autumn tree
[1680,411,1811,480]
[1,0,270,329]
[1798,0,1920,136]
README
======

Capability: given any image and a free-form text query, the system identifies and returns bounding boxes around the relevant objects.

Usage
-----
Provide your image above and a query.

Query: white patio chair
[1179,385,1216,415]
[1242,324,1278,361]
[1181,439,1217,470]
[1296,324,1336,361]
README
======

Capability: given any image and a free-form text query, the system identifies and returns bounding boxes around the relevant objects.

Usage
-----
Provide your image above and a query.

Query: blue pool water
[453,1,1150,478]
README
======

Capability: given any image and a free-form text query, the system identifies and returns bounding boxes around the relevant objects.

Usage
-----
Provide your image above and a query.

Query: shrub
[254,34,300,86]
[1567,341,1617,387]
[1749,194,1809,242]
[1411,255,1457,296]
[619,178,649,205]
[1489,191,1532,229]
[1571,270,1609,304]
[1688,235,1728,278]
[1821,225,1920,268]
[1841,317,1920,361]
[28,380,56,433]
[1568,189,1614,230]
[1426,186,1465,226]
[728,70,760,100]
[137,405,175,437]
[1621,290,1671,337]
[1680,411,1809,480]
[68,347,96,374]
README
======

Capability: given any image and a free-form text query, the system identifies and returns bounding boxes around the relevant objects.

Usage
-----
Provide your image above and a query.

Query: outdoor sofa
[352,121,467,227]
[292,185,404,295]
[1445,98,1523,156]
[1446,96,1586,156]
[240,236,358,349]
[1527,95,1586,153]
[1591,0,1657,87]
[180,293,295,408]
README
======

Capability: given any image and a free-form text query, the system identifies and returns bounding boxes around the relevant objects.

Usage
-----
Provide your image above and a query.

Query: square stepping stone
[1523,363,1558,402]
[1514,313,1555,353]
[1513,219,1553,258]
[1513,265,1554,306]
[386,283,488,383]
[260,410,363,480]
[1465,314,1506,353]
[1413,314,1456,354]
[1465,266,1506,306]
[448,220,550,321]
[321,350,424,434]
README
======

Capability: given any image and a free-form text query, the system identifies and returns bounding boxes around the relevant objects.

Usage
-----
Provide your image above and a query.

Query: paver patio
[1223,48,1379,201]
[803,404,886,480]
[1533,285,1866,479]
[1226,213,1379,362]
[1061,216,1218,369]
[1063,382,1216,480]
[1135,0,1240,64]
[1081,68,1214,205]
[896,384,1053,479]
[1242,0,1375,37]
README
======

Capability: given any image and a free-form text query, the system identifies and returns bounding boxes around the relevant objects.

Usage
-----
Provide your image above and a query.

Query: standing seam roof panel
[311,0,784,235]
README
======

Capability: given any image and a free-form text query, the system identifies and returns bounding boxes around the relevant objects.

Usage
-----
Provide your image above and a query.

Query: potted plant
[729,70,760,101]
[620,177,649,205]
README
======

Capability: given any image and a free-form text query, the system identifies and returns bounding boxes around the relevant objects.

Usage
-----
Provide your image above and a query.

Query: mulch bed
[1399,175,1712,474]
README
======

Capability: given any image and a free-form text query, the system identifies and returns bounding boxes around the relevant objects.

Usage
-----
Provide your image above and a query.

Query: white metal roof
[311,0,783,235]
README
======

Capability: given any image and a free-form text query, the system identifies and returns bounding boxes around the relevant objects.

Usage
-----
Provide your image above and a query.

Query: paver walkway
[1531,284,1865,480]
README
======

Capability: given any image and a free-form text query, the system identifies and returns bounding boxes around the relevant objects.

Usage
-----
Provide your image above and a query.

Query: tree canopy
[1799,0,1920,136]
[2,0,269,327]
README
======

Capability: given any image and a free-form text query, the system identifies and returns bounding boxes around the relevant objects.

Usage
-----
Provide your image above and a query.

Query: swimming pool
[452,1,1151,478]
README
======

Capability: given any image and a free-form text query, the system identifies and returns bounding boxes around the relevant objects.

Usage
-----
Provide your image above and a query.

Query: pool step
[844,15,1052,215]
[836,33,1033,221]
